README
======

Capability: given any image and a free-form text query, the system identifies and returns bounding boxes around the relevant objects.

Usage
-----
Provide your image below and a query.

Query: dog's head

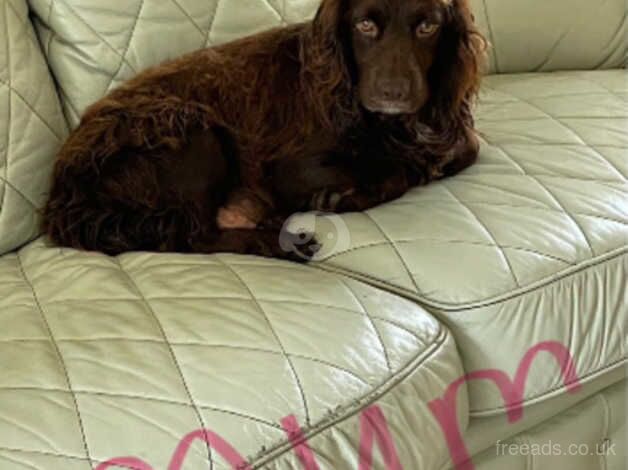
[305,0,486,124]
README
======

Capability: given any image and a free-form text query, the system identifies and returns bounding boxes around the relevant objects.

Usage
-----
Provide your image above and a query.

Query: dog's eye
[416,20,440,37]
[355,19,379,38]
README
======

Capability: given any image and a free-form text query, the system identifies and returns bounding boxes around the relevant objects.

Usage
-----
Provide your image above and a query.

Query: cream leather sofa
[0,0,626,469]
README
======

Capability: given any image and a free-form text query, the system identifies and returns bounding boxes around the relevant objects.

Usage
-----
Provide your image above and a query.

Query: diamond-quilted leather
[314,69,628,415]
[0,238,467,469]
[20,0,628,424]
[28,0,627,128]
[0,0,68,255]
[472,0,626,73]
[321,71,627,303]
[27,0,319,127]
[468,379,626,470]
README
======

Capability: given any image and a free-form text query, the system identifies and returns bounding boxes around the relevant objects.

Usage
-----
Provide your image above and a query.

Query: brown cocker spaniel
[43,0,487,261]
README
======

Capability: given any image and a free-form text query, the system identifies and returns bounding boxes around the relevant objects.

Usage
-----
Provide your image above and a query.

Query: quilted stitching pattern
[28,0,627,128]
[318,70,628,307]
[0,0,68,255]
[0,239,461,468]
[28,0,320,127]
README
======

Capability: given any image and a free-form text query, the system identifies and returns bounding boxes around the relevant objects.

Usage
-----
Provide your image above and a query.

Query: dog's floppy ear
[302,0,355,130]
[427,0,487,127]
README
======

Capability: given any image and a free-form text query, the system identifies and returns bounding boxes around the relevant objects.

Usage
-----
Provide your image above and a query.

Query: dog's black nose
[377,79,411,101]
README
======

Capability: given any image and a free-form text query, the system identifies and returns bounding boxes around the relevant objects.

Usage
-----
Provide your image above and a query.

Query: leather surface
[1,0,625,467]
[320,71,627,306]
[27,0,627,127]
[0,0,68,255]
[21,0,628,426]
[448,371,627,470]
[0,238,466,469]
[430,254,626,417]
[315,70,628,415]
[468,379,626,470]
[473,0,627,73]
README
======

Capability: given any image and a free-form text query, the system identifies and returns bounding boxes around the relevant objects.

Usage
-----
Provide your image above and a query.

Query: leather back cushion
[0,0,68,255]
[28,0,626,128]
[475,0,626,74]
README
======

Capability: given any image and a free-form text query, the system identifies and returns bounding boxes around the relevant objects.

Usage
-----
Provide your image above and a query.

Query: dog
[42,0,486,261]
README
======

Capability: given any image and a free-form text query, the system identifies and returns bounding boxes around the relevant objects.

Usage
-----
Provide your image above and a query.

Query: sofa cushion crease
[0,239,469,468]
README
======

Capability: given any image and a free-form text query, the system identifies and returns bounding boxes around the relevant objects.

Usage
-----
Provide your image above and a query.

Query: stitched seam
[279,353,371,386]
[203,0,221,47]
[14,252,94,467]
[482,90,628,101]
[103,0,145,95]
[214,256,312,426]
[476,133,527,173]
[168,0,205,37]
[6,0,55,56]
[533,28,571,72]
[252,327,447,466]
[339,278,393,374]
[258,300,426,343]
[484,84,627,183]
[2,413,61,450]
[260,0,286,24]
[477,141,627,149]
[113,257,213,470]
[0,176,39,208]
[469,356,627,415]
[1,81,41,216]
[2,1,13,225]
[480,0,499,72]
[574,71,627,102]
[479,116,628,122]
[443,183,520,287]
[465,173,626,183]
[479,128,597,257]
[52,339,373,387]
[317,246,627,311]
[449,199,628,227]
[362,210,423,293]
[0,445,89,463]
[34,295,427,344]
[0,385,283,430]
[593,20,627,71]
[46,0,56,55]
[54,0,138,79]
[56,84,80,125]
[324,237,576,266]
[0,78,64,141]
[554,119,627,182]
[402,185,628,224]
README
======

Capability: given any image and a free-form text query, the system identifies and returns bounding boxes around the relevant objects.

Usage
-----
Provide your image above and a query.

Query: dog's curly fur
[42,0,486,260]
